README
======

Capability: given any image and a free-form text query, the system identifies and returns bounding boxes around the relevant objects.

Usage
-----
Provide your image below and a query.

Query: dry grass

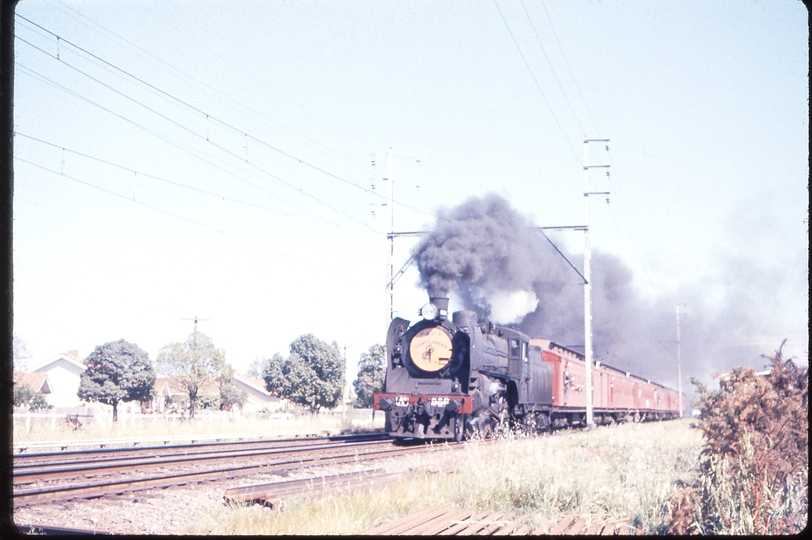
[188,419,702,535]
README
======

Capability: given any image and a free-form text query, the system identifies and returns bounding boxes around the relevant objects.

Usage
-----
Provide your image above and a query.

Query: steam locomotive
[373,297,681,441]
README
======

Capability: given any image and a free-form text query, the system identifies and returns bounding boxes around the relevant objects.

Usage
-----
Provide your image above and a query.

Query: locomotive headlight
[419,302,439,320]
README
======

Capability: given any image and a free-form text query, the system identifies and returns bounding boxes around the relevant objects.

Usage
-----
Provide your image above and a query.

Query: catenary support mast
[370,148,419,321]
[583,137,610,429]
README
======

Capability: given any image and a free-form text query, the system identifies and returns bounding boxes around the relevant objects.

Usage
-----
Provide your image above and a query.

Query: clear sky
[12,0,808,387]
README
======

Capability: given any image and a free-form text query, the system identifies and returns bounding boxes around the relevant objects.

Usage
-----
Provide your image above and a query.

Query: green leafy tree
[29,393,53,411]
[219,363,247,411]
[77,339,155,422]
[13,383,36,407]
[157,331,225,419]
[262,353,286,396]
[263,334,345,414]
[353,344,386,408]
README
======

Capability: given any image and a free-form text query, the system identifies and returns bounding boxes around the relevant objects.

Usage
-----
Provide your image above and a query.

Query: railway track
[13,433,451,507]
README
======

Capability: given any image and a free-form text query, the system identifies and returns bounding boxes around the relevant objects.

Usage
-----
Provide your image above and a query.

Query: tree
[29,393,53,411]
[157,331,225,419]
[13,333,32,371]
[245,358,266,379]
[77,339,155,422]
[353,344,386,408]
[13,383,36,407]
[263,334,345,414]
[219,363,247,411]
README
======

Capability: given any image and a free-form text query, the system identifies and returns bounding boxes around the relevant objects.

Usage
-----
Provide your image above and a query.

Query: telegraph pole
[370,148,420,321]
[182,315,211,335]
[676,303,686,417]
[583,137,610,429]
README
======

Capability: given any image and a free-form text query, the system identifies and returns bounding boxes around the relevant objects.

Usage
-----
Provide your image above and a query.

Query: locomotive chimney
[429,296,449,320]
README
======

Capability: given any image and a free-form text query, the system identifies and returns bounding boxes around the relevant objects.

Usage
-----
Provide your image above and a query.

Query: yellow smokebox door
[410,327,453,372]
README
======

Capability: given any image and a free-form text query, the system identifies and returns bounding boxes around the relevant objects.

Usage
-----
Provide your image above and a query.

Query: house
[232,373,288,413]
[13,370,53,402]
[26,351,87,409]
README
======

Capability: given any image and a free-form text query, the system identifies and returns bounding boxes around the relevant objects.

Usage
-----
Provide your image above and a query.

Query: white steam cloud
[488,289,540,324]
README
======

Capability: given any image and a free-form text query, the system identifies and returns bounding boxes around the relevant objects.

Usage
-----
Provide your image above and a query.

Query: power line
[16,14,445,226]
[47,0,370,166]
[519,0,584,136]
[538,0,602,139]
[14,48,380,237]
[14,131,348,228]
[14,155,324,268]
[492,0,581,166]
[15,63,359,235]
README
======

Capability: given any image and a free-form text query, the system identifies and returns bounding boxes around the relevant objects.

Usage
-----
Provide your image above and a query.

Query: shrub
[666,341,808,534]
[28,393,53,411]
[13,384,36,407]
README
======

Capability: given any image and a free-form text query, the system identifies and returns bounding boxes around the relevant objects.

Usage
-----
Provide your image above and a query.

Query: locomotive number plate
[430,397,450,408]
[395,395,409,407]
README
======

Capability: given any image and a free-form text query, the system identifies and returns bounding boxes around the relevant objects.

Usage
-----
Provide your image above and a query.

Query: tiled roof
[28,352,87,373]
[13,371,51,394]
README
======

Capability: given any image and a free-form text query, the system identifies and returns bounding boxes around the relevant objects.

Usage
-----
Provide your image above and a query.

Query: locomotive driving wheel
[454,414,468,442]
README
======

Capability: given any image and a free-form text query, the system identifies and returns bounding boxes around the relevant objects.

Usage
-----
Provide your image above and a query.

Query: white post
[583,139,594,429]
[387,147,395,321]
[582,137,610,429]
[676,303,685,417]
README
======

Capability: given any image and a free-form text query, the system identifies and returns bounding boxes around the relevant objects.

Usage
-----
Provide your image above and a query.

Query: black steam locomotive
[373,297,680,441]
[374,297,553,441]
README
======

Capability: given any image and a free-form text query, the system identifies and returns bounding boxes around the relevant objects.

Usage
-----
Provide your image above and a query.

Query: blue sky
[12,0,808,386]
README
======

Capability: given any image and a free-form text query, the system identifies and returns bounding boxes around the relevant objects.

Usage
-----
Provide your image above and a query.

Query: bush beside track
[666,341,808,534]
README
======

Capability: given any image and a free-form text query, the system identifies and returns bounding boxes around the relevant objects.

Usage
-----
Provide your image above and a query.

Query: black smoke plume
[414,193,800,394]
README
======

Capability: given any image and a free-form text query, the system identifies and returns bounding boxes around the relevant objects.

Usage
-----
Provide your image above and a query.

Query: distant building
[18,350,288,416]
[26,351,87,408]
[13,370,53,399]
[232,373,288,413]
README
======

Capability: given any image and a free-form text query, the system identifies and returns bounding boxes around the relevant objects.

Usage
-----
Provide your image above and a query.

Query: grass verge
[188,419,701,535]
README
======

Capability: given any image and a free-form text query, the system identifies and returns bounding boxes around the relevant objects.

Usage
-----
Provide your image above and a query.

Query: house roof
[13,371,52,394]
[233,372,272,396]
[28,352,87,374]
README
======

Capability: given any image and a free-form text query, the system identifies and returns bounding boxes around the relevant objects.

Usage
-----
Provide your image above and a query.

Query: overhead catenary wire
[15,63,365,236]
[13,155,337,273]
[14,37,382,236]
[538,0,603,140]
[519,0,584,137]
[45,0,370,167]
[15,13,445,226]
[491,0,582,166]
[14,131,352,229]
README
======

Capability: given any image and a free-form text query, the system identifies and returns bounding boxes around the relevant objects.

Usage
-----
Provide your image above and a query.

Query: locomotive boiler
[374,297,681,441]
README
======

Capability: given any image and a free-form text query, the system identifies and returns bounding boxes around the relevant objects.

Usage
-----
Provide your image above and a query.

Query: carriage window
[522,341,528,362]
[510,338,519,357]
